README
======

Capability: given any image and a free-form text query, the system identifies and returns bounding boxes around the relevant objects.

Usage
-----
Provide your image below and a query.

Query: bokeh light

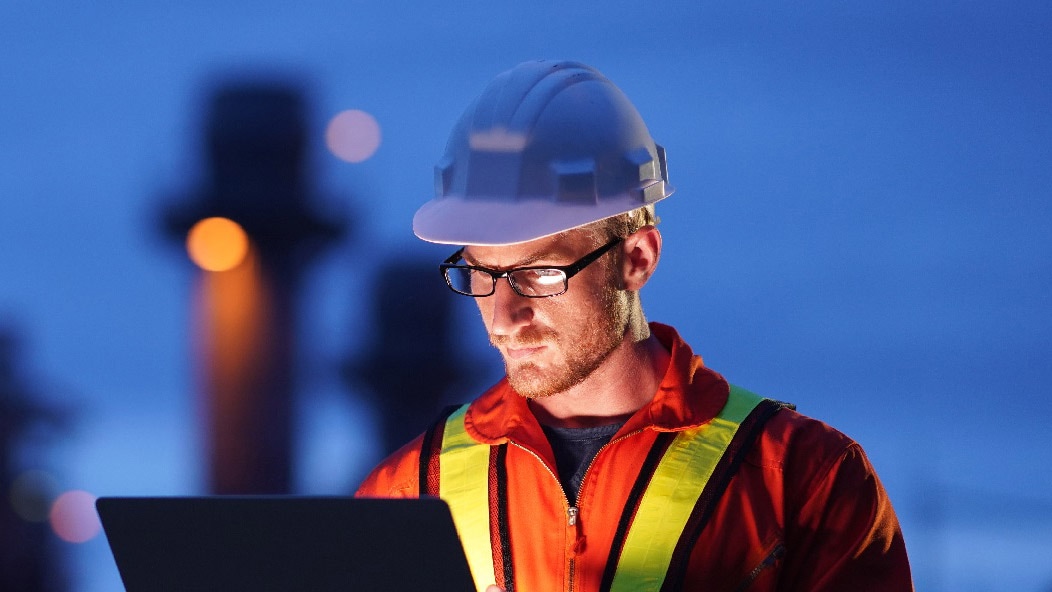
[186,217,250,272]
[325,109,381,163]
[49,489,102,544]
[9,469,59,522]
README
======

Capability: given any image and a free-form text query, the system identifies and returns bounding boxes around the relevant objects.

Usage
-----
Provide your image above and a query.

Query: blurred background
[2,1,1050,590]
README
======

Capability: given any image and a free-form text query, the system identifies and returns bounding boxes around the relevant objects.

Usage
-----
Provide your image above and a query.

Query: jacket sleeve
[354,434,425,498]
[780,439,914,591]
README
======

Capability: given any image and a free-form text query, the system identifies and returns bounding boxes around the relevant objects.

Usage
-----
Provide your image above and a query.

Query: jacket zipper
[509,442,577,590]
[510,429,646,591]
[734,542,786,591]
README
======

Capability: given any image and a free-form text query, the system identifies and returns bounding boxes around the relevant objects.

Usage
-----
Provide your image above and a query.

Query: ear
[619,225,661,291]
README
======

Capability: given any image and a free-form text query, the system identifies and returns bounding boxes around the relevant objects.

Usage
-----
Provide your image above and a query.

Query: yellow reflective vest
[426,385,774,592]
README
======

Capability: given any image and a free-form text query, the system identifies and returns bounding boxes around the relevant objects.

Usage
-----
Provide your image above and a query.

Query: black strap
[494,443,515,591]
[599,432,677,592]
[418,404,463,497]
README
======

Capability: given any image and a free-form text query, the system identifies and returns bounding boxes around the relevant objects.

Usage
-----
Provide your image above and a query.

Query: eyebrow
[463,245,569,269]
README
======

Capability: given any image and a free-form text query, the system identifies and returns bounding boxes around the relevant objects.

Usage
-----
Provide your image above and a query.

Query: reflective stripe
[608,386,764,592]
[439,403,496,592]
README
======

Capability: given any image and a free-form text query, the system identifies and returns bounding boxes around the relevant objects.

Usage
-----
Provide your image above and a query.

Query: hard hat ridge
[414,60,674,246]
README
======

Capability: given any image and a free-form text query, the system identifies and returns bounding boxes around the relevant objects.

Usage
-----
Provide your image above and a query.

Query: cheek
[548,293,598,331]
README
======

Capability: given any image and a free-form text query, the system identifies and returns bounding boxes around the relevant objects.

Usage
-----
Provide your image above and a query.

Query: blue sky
[3,2,1051,590]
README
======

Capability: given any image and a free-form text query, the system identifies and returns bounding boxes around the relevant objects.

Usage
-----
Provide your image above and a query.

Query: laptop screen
[96,496,476,592]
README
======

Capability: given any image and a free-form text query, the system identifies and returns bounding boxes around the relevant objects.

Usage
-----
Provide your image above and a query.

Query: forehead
[462,229,594,268]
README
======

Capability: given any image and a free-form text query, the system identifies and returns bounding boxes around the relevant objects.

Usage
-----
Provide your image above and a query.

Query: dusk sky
[2,2,1051,590]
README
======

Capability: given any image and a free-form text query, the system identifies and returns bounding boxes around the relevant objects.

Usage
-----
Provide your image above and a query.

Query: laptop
[96,496,476,592]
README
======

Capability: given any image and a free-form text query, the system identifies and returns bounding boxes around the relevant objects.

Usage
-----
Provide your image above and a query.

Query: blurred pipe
[191,246,295,493]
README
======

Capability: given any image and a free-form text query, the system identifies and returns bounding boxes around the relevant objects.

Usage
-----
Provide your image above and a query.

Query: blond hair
[576,204,659,244]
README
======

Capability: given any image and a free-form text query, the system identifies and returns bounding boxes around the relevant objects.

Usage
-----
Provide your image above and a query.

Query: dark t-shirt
[541,422,624,505]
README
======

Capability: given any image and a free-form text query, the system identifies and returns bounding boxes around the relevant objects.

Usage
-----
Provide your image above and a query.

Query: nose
[484,276,534,337]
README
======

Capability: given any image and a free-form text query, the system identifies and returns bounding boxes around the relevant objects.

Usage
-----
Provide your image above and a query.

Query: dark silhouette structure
[346,259,466,457]
[0,326,67,591]
[163,82,345,494]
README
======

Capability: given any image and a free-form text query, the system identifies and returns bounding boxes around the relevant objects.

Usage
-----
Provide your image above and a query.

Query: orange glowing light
[49,490,101,543]
[186,217,250,272]
[325,109,381,163]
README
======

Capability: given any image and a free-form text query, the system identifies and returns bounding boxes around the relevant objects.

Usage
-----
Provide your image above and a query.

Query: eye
[524,269,566,287]
[468,268,493,289]
[510,269,567,296]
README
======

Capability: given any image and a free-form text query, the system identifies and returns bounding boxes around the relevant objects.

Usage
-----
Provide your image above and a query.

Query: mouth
[504,344,546,360]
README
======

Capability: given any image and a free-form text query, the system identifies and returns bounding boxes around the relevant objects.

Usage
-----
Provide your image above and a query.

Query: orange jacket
[356,323,913,591]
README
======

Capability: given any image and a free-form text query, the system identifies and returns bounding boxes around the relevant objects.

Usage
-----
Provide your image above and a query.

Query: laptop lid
[96,496,476,592]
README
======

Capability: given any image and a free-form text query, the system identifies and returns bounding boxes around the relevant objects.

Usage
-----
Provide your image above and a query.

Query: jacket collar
[464,322,730,446]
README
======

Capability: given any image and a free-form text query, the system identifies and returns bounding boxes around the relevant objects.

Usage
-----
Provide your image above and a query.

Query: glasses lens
[509,268,567,297]
[444,267,492,296]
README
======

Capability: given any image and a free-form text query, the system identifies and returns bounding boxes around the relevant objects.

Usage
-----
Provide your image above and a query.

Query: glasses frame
[440,236,624,298]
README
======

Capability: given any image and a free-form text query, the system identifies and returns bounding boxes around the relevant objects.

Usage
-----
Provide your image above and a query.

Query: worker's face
[463,229,629,399]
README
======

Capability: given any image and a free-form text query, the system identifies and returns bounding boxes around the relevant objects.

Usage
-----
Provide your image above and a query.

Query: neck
[528,330,670,428]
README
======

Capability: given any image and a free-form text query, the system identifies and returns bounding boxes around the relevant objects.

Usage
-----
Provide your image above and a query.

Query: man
[356,60,913,591]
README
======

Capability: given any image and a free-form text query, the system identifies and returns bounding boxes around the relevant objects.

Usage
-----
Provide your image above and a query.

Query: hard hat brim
[412,185,673,246]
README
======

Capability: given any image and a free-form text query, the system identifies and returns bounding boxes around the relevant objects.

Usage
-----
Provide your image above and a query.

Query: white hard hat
[413,60,674,246]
